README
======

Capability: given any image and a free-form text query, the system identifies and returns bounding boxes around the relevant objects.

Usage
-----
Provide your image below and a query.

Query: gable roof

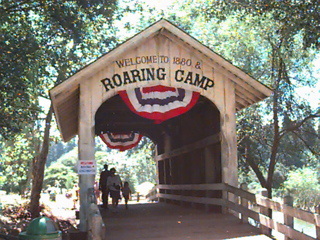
[50,19,272,142]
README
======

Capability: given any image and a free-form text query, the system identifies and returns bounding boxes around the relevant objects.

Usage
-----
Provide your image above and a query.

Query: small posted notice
[78,160,96,175]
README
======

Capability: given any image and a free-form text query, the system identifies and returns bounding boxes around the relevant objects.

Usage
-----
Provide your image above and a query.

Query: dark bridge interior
[95,94,222,210]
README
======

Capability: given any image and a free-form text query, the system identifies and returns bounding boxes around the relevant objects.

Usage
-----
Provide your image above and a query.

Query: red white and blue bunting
[99,132,142,151]
[118,85,200,124]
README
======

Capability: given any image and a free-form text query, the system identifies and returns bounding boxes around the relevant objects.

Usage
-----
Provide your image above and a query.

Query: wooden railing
[146,183,320,240]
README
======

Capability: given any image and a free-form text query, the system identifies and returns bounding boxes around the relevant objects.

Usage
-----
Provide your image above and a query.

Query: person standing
[122,181,132,209]
[99,164,111,209]
[107,168,122,210]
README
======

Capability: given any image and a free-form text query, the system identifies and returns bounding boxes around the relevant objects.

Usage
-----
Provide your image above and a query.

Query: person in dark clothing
[99,164,111,209]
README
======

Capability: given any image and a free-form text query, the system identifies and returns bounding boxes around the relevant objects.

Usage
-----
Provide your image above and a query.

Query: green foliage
[0,0,119,140]
[238,167,262,192]
[282,167,320,210]
[36,144,80,190]
[126,137,156,185]
[201,0,320,49]
[55,147,78,170]
[42,137,156,192]
[44,162,77,189]
[0,15,44,139]
[1,0,119,198]
[279,113,319,167]
[152,0,320,196]
[0,133,38,193]
[47,139,77,167]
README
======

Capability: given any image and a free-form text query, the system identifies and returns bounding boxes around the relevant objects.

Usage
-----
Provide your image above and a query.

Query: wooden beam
[158,193,225,206]
[51,86,80,142]
[155,133,220,161]
[234,83,260,104]
[227,200,316,240]
[226,200,259,222]
[235,94,252,109]
[226,184,257,202]
[157,183,225,191]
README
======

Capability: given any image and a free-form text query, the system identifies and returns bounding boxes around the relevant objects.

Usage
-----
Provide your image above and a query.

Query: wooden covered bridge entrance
[47,19,310,238]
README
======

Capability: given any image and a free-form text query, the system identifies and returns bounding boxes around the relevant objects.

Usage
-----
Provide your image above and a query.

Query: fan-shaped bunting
[99,132,142,151]
[118,85,200,123]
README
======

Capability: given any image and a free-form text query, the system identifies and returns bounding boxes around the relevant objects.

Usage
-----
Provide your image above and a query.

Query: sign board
[100,55,215,93]
[78,160,96,175]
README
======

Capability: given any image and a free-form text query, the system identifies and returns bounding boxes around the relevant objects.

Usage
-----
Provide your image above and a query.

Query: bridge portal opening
[95,94,222,210]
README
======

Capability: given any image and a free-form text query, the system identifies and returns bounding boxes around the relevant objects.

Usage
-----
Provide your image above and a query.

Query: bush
[282,167,320,211]
[44,162,77,190]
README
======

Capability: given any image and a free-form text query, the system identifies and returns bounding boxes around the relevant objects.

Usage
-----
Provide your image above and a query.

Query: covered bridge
[50,19,272,231]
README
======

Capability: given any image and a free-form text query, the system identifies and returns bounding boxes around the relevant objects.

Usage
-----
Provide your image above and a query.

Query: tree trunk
[29,105,53,218]
[244,144,267,188]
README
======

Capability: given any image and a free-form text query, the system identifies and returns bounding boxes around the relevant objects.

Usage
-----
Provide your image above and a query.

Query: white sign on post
[78,160,96,175]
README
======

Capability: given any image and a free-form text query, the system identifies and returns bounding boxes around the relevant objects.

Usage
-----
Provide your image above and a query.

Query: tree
[169,1,320,202]
[128,137,157,185]
[47,138,77,167]
[44,162,78,190]
[0,122,41,194]
[202,0,320,50]
[0,6,45,140]
[1,0,119,218]
[1,135,36,193]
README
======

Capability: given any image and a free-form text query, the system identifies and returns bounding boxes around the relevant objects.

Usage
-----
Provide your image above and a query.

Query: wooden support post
[218,77,238,213]
[78,81,95,232]
[260,189,271,236]
[316,204,320,240]
[283,194,294,240]
[240,183,249,223]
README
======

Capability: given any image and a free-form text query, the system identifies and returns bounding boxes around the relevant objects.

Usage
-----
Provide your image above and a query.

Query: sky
[296,57,320,110]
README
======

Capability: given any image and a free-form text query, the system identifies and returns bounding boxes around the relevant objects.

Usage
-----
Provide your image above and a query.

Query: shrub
[283,167,320,211]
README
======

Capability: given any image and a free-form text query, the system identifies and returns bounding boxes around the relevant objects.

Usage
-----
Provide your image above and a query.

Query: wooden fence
[146,183,320,240]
